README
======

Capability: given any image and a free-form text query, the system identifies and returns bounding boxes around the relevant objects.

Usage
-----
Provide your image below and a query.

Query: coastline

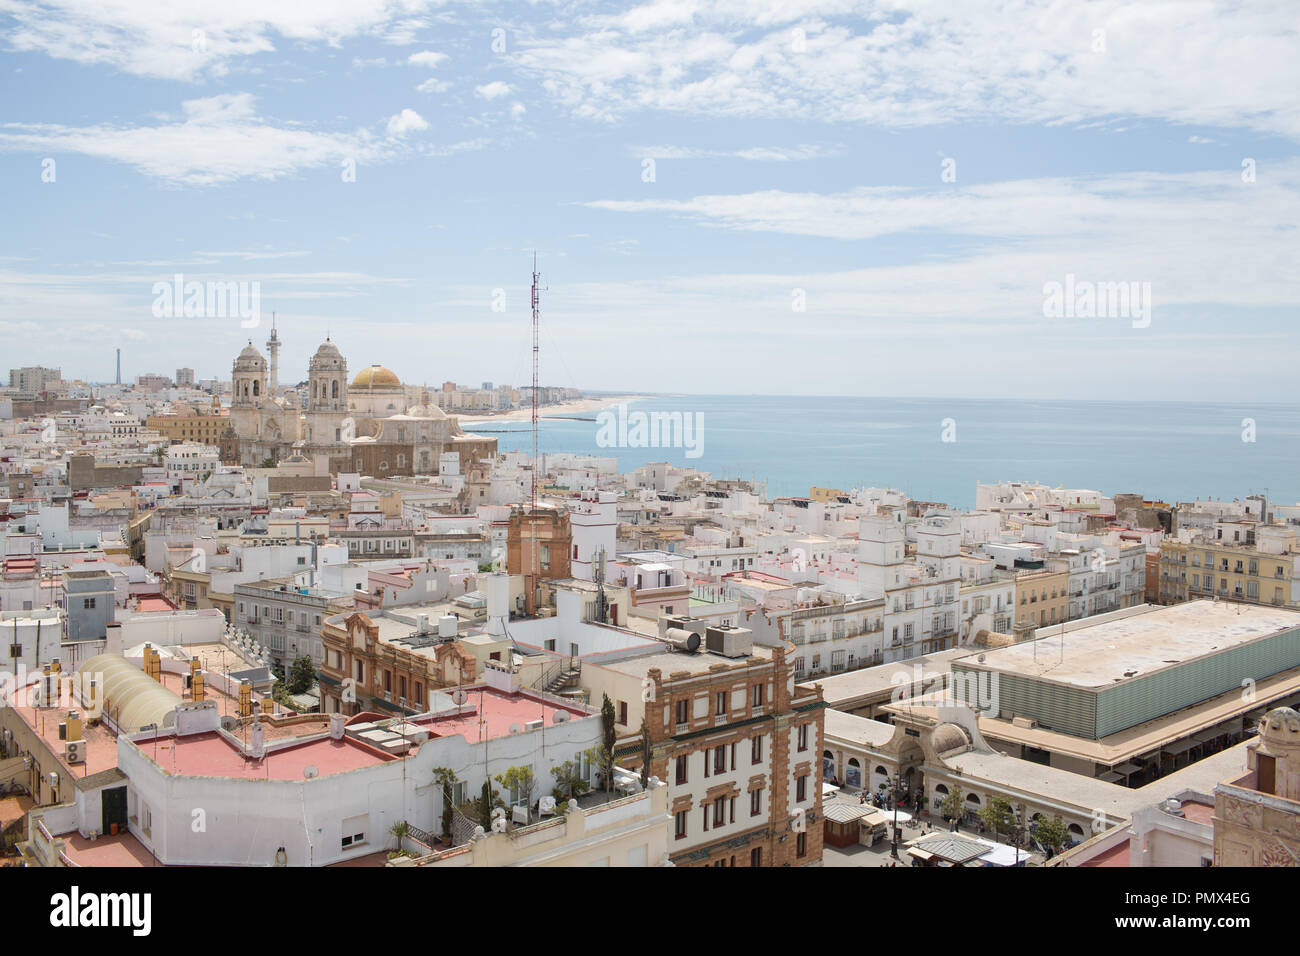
[455,395,646,426]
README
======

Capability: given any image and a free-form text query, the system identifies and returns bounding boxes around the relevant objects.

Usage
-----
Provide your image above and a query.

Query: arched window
[966,793,981,805]
[935,784,949,796]
[332,380,339,399]
[846,758,861,789]
[252,380,259,397]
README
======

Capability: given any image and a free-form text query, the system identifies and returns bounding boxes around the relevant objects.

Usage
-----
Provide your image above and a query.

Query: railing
[405,822,437,847]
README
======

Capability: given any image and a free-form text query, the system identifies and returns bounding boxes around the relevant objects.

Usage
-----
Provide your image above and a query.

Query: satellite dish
[552,710,569,724]
[303,766,318,779]
[509,723,523,735]
[452,690,468,705]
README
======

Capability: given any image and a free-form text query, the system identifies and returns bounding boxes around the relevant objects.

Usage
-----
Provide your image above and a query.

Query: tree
[978,796,1017,842]
[598,693,617,795]
[388,821,409,850]
[287,655,316,695]
[638,719,651,789]
[495,765,537,814]
[478,781,494,829]
[550,759,591,802]
[939,787,966,828]
[433,767,458,841]
[1032,815,1070,856]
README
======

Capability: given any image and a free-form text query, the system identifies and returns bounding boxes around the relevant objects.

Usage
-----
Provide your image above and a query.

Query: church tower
[306,339,348,445]
[230,342,268,457]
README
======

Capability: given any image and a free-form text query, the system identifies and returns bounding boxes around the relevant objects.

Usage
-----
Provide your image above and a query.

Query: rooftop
[144,730,391,780]
[598,644,773,680]
[958,600,1300,688]
[415,687,591,743]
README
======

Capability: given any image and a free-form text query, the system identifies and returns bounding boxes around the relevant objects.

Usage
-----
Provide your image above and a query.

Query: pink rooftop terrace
[147,687,591,780]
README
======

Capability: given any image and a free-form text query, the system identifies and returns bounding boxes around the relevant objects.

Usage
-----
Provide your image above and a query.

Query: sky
[0,0,1297,401]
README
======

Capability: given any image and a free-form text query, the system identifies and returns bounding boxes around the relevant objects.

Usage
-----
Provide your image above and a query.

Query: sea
[476,395,1300,510]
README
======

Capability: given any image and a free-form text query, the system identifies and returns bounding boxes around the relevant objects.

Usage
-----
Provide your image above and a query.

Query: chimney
[250,719,265,758]
[329,713,346,739]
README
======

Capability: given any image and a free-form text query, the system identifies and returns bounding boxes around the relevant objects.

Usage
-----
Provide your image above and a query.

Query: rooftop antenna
[530,251,541,516]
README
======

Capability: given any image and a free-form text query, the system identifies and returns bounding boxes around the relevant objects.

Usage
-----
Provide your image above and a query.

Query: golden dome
[351,365,401,388]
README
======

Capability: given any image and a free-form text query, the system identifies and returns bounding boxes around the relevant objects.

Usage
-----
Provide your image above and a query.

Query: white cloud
[584,163,1300,312]
[636,143,840,161]
[0,93,407,185]
[408,51,448,68]
[417,77,451,93]
[386,108,429,136]
[475,81,513,100]
[0,0,457,80]
[509,0,1300,140]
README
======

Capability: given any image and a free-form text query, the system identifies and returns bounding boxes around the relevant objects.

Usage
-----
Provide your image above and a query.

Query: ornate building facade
[228,335,496,474]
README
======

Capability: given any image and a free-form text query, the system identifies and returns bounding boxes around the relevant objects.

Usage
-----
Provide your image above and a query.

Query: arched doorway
[846,758,862,789]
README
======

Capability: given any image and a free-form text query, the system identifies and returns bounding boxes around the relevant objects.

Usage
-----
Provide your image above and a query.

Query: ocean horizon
[479,395,1300,509]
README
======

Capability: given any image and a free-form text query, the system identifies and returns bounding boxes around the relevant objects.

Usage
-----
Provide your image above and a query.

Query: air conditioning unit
[65,739,86,764]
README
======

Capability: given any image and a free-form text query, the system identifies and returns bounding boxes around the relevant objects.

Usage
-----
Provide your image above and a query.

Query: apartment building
[585,625,824,867]
[318,606,511,716]
[1012,567,1070,637]
[1157,526,1300,608]
[146,403,229,445]
[957,553,1015,643]
[858,514,961,662]
[234,578,355,669]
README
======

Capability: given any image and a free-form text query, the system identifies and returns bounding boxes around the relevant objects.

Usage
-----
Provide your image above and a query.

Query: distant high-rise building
[8,366,61,397]
[136,373,172,391]
[176,367,195,387]
[482,381,493,391]
[115,349,121,385]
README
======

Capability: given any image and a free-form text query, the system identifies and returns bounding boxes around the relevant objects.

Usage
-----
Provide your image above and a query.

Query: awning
[1099,771,1124,784]
[1163,738,1196,756]
[1114,762,1143,776]
[822,802,872,824]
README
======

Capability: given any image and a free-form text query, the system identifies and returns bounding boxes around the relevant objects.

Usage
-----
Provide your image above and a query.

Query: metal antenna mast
[530,252,541,515]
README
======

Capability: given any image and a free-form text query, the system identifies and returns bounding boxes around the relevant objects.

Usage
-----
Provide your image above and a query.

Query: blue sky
[1,0,1297,400]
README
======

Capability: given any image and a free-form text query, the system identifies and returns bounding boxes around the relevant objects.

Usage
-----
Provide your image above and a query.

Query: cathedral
[225,331,496,477]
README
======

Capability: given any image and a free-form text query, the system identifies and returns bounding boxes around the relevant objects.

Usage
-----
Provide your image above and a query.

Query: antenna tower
[531,252,540,515]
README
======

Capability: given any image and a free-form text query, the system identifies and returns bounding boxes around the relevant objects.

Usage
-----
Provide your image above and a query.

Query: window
[750,847,762,867]
[712,800,726,827]
[797,775,807,803]
[675,699,689,725]
[751,735,764,764]
[750,788,762,816]
[752,683,765,708]
[618,701,628,725]
[675,755,688,785]
[340,814,366,849]
[797,724,809,752]
[713,745,726,774]
[82,598,96,610]
[796,831,807,858]
[715,691,727,716]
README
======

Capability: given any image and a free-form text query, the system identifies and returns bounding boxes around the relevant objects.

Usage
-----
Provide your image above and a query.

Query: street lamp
[889,769,904,860]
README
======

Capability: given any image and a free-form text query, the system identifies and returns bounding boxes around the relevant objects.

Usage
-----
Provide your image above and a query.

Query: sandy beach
[455,395,646,425]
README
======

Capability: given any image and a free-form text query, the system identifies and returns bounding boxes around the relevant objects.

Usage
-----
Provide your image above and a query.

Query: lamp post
[889,769,903,860]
